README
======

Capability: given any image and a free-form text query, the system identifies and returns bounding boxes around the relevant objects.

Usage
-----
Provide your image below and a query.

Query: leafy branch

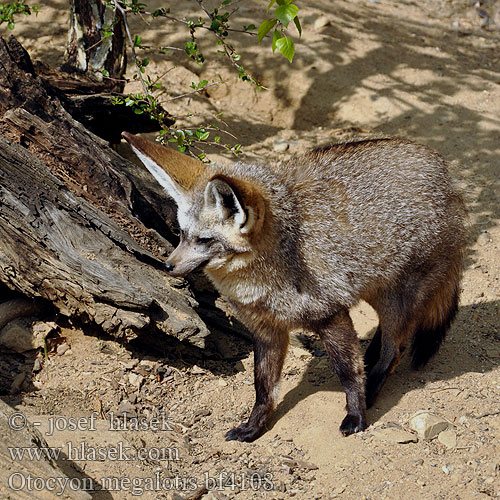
[0,1,38,30]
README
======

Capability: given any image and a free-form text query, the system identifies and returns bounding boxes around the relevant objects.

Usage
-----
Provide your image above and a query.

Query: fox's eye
[196,236,214,245]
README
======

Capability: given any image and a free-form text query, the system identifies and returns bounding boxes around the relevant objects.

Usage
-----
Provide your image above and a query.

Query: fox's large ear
[204,177,265,234]
[122,132,205,209]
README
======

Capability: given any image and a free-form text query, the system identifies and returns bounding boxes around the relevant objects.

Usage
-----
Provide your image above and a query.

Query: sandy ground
[1,0,500,499]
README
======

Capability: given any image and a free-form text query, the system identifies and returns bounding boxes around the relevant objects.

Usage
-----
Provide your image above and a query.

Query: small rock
[0,318,40,352]
[438,429,457,449]
[291,345,313,359]
[409,411,450,440]
[273,140,289,153]
[128,372,144,388]
[123,359,139,370]
[191,364,206,375]
[313,15,330,30]
[218,379,228,387]
[372,427,418,444]
[32,321,58,339]
[11,372,25,393]
[442,464,454,475]
[117,399,137,417]
[477,232,491,246]
[32,356,42,373]
[56,343,69,355]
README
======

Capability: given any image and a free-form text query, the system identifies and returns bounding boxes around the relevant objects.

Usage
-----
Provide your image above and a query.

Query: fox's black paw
[339,413,366,436]
[225,422,261,442]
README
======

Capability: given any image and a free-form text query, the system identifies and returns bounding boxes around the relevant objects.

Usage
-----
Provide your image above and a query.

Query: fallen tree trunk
[0,36,245,348]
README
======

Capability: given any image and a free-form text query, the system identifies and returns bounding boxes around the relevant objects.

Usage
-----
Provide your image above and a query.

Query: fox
[122,132,467,442]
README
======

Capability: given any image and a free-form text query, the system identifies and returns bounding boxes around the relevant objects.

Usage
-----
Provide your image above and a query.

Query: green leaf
[274,4,298,27]
[101,69,109,77]
[272,29,281,53]
[199,131,210,141]
[133,35,142,47]
[257,18,277,43]
[266,0,277,13]
[222,0,231,4]
[293,15,302,37]
[243,24,256,31]
[133,108,144,114]
[275,36,295,63]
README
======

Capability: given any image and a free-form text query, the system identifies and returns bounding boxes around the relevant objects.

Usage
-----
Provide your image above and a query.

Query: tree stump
[0,36,245,349]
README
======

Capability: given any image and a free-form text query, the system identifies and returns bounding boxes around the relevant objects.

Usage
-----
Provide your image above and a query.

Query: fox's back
[221,138,466,312]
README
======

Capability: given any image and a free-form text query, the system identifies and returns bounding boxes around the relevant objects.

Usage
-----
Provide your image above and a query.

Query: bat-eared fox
[123,132,467,442]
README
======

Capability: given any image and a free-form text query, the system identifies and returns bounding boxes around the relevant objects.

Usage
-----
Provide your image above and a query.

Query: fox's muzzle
[163,241,211,277]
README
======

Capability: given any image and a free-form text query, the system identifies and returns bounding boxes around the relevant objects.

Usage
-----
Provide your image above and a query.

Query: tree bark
[61,0,127,93]
[0,36,246,348]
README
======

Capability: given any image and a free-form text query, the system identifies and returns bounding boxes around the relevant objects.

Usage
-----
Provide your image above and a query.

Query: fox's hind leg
[364,255,462,408]
[364,326,382,374]
[317,309,367,435]
[364,285,419,408]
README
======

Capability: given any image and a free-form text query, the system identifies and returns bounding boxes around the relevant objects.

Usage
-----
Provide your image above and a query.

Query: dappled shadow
[268,299,500,434]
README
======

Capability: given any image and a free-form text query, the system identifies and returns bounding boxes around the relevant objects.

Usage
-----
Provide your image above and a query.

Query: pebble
[191,364,206,375]
[0,318,41,352]
[218,379,228,387]
[128,372,144,388]
[438,429,457,449]
[57,343,69,355]
[273,140,290,153]
[313,16,330,30]
[409,411,450,440]
[477,232,491,245]
[117,399,137,417]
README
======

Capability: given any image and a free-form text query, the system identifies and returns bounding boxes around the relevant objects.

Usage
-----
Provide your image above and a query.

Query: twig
[162,82,222,103]
[429,386,462,394]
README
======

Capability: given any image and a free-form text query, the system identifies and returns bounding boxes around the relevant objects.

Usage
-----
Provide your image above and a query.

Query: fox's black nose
[165,262,175,272]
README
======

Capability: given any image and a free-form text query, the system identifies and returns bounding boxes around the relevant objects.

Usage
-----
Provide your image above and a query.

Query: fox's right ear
[122,132,205,209]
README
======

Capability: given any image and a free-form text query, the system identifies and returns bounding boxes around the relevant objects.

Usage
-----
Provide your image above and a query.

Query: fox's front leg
[226,329,289,442]
[317,309,367,435]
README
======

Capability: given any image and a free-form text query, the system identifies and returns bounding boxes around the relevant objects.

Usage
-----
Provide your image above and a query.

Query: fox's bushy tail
[410,256,462,369]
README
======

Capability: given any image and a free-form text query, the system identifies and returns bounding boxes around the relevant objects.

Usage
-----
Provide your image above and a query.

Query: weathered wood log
[0,36,230,347]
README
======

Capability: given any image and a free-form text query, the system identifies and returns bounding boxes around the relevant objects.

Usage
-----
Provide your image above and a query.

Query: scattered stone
[442,464,454,475]
[313,15,330,30]
[117,400,137,417]
[409,411,450,440]
[57,343,70,355]
[0,298,41,330]
[123,359,139,370]
[11,372,25,393]
[291,345,313,359]
[32,356,42,373]
[32,321,58,339]
[273,140,289,153]
[192,365,206,375]
[218,379,228,387]
[477,232,491,246]
[128,372,144,388]
[438,429,457,449]
[372,427,418,444]
[0,318,43,352]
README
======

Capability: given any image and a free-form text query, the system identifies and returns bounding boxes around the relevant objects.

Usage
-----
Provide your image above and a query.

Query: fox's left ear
[204,177,264,234]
